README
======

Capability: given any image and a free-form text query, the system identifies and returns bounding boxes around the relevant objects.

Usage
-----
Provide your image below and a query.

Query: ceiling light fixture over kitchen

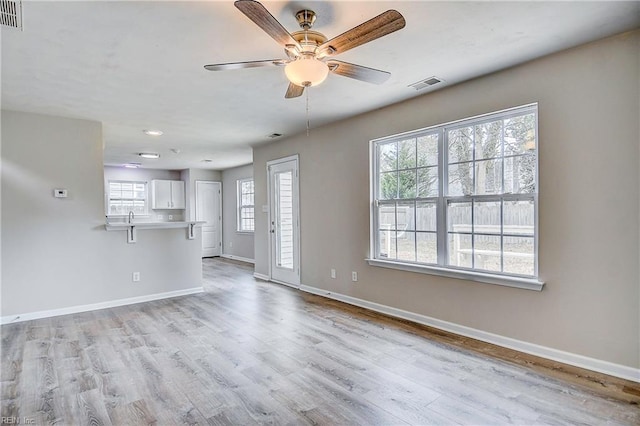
[143,129,163,136]
[138,152,160,159]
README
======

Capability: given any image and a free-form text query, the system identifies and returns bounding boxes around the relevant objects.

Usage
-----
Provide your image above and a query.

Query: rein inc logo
[1,417,34,424]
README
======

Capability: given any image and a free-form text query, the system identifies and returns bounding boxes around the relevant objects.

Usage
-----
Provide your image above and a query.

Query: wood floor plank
[2,257,639,425]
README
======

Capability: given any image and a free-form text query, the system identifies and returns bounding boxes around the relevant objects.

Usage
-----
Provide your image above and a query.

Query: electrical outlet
[132,272,140,282]
[330,268,336,279]
[168,214,173,221]
[351,271,358,282]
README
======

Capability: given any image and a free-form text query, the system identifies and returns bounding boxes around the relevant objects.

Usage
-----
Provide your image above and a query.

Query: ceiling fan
[204,0,406,99]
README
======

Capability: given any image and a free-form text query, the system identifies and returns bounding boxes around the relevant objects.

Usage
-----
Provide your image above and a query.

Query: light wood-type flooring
[2,258,639,425]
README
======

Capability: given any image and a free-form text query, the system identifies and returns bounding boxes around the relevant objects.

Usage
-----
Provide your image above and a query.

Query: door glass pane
[275,171,294,269]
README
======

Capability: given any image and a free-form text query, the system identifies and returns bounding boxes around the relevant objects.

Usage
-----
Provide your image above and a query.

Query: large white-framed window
[237,178,255,232]
[107,180,148,216]
[369,104,542,290]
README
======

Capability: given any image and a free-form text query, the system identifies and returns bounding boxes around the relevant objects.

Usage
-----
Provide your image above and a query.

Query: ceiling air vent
[1,0,22,30]
[408,76,443,91]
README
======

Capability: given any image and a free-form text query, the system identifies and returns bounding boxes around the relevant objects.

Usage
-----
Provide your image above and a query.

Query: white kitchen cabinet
[151,180,185,209]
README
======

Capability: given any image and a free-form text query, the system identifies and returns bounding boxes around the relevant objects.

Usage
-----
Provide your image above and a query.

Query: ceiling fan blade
[318,10,405,57]
[327,60,391,84]
[285,83,305,99]
[204,59,286,71]
[235,0,301,49]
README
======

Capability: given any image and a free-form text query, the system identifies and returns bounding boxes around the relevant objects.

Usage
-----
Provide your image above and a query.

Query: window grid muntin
[107,180,148,216]
[237,178,255,232]
[373,104,537,279]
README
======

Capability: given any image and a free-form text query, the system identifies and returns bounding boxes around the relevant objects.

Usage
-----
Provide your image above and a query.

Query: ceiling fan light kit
[204,0,406,98]
[285,57,329,87]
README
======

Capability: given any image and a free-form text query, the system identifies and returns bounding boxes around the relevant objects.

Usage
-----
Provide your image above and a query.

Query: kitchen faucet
[128,211,134,224]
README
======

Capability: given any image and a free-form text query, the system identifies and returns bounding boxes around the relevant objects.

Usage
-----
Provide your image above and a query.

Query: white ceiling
[2,1,639,170]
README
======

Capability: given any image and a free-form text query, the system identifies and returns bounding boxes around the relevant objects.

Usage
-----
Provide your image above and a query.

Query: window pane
[504,153,536,194]
[474,159,502,195]
[379,172,398,199]
[417,134,438,167]
[397,231,416,262]
[398,138,416,170]
[474,235,502,272]
[397,201,415,231]
[417,167,438,198]
[448,233,472,268]
[475,120,502,160]
[447,162,473,196]
[504,113,536,156]
[503,236,534,276]
[398,170,417,199]
[473,201,501,235]
[448,126,473,163]
[378,204,396,231]
[379,142,397,172]
[416,202,436,232]
[417,232,437,264]
[448,202,471,233]
[379,230,396,259]
[504,200,534,236]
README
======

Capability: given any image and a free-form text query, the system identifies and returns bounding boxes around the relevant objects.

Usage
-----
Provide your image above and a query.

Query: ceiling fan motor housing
[295,9,316,30]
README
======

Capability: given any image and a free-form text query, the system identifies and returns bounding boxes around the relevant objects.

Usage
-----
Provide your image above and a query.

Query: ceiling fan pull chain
[306,89,310,136]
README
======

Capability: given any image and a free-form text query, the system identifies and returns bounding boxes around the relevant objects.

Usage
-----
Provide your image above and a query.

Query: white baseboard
[253,272,270,281]
[221,254,255,264]
[299,284,640,383]
[0,287,204,325]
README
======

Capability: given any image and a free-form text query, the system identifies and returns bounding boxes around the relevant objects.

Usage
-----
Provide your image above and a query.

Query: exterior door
[196,181,221,257]
[268,156,300,286]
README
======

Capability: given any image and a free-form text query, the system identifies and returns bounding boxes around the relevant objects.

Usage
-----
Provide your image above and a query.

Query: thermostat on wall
[53,189,68,198]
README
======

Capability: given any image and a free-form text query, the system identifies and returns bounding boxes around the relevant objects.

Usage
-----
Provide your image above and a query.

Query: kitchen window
[368,104,543,290]
[237,178,255,232]
[107,180,148,216]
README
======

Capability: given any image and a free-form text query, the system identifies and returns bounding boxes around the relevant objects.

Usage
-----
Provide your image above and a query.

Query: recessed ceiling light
[143,129,163,136]
[138,152,160,159]
[123,163,141,168]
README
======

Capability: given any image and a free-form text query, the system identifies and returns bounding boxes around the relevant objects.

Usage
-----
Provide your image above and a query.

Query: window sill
[365,258,545,291]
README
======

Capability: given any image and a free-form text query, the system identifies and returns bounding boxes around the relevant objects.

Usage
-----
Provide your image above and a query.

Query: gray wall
[1,111,202,318]
[253,32,639,368]
[222,164,254,261]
